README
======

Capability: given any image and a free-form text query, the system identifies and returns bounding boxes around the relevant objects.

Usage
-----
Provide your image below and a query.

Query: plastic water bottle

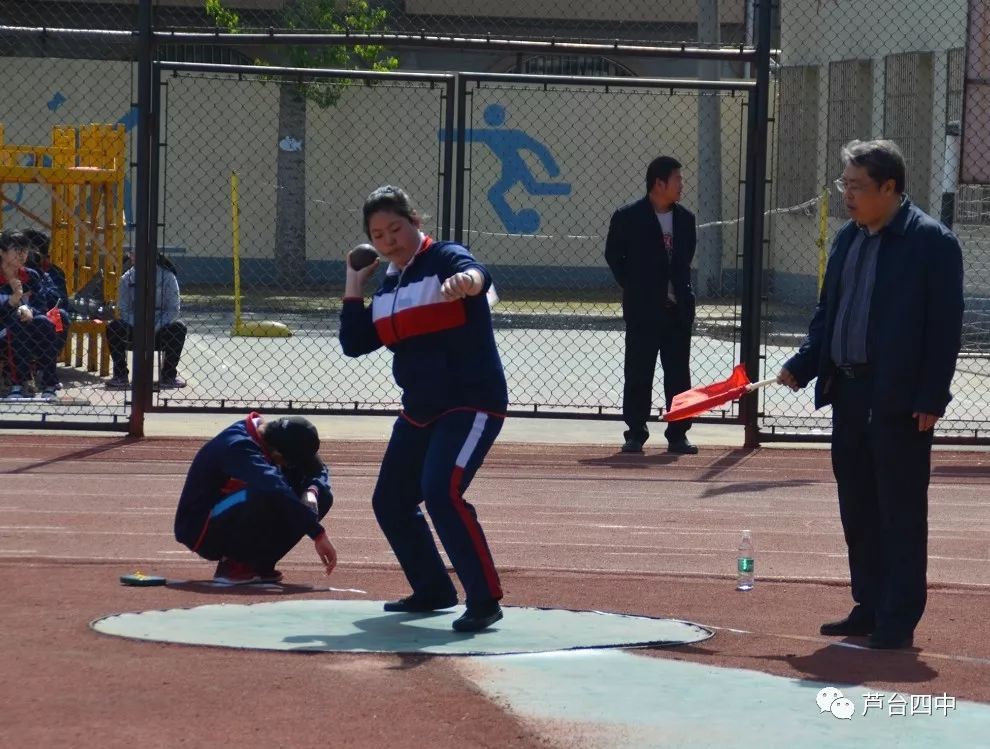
[736,530,755,591]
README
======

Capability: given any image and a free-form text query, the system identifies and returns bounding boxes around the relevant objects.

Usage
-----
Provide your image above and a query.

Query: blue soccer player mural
[441,103,571,235]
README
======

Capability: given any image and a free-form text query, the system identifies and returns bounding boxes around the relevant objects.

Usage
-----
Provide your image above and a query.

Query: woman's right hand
[343,257,380,298]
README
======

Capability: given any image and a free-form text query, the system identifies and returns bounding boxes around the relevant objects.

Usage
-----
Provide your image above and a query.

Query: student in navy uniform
[23,228,70,354]
[339,185,507,632]
[0,229,61,400]
[605,156,698,455]
[174,413,337,583]
[779,140,964,649]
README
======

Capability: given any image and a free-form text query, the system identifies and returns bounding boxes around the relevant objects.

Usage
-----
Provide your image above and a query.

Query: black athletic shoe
[820,613,875,637]
[667,439,699,455]
[383,593,458,613]
[621,439,644,454]
[452,601,503,632]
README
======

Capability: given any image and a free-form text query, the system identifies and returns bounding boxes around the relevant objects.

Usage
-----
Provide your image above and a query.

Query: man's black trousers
[830,375,933,638]
[622,308,692,445]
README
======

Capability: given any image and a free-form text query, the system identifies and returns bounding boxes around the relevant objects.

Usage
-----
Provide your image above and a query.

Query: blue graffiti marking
[440,103,571,234]
[47,91,67,112]
[116,106,138,227]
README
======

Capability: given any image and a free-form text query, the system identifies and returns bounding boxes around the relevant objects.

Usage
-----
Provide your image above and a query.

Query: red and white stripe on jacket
[369,236,468,346]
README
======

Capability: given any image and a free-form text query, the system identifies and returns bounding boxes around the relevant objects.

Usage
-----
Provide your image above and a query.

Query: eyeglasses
[834,178,874,195]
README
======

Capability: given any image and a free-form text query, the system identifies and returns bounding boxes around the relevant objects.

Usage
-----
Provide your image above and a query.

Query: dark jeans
[622,309,692,444]
[372,410,504,607]
[4,315,58,388]
[830,375,933,637]
[106,319,186,380]
[196,487,330,571]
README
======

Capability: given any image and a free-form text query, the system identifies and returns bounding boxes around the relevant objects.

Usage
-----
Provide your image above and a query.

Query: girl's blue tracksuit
[340,238,507,606]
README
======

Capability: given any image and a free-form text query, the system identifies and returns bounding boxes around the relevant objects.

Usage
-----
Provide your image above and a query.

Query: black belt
[836,363,872,380]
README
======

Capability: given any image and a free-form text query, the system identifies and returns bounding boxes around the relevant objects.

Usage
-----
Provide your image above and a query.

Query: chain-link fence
[3,0,988,442]
[458,75,749,417]
[3,2,753,51]
[762,0,990,440]
[153,62,452,411]
[0,25,136,427]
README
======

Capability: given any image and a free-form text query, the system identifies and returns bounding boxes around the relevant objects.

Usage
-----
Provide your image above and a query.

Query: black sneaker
[820,613,874,637]
[621,438,644,454]
[452,601,503,632]
[667,439,699,455]
[383,593,458,613]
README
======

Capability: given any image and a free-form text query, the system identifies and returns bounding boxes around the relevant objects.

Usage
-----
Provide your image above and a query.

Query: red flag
[46,306,64,333]
[663,364,752,422]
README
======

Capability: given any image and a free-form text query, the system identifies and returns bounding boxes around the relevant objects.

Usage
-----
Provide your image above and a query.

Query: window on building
[505,55,634,77]
[884,51,934,212]
[827,59,873,218]
[158,45,254,65]
[946,47,965,126]
[776,65,820,206]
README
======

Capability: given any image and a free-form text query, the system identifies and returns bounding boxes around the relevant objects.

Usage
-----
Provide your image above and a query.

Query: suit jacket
[785,199,964,417]
[605,196,697,327]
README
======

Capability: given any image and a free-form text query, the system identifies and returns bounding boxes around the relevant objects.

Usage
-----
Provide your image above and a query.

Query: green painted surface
[91,600,712,655]
[460,650,990,747]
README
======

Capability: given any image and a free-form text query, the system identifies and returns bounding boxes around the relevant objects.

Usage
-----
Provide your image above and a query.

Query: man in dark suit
[779,139,964,649]
[606,156,698,454]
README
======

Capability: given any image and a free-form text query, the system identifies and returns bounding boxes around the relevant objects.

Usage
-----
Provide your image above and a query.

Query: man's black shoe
[621,439,644,454]
[452,601,503,632]
[867,632,914,650]
[383,593,457,613]
[667,439,699,455]
[820,615,874,637]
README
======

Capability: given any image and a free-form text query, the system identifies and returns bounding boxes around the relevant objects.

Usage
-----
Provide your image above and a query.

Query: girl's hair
[0,229,30,252]
[127,247,179,278]
[156,252,179,277]
[362,185,418,237]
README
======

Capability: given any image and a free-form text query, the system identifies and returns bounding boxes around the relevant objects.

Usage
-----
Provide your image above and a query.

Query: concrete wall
[769,0,977,309]
[1,56,748,292]
[780,0,966,67]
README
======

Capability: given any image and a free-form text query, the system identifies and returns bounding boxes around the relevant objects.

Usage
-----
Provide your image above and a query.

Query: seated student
[105,247,187,390]
[0,229,61,400]
[174,413,337,584]
[23,228,70,355]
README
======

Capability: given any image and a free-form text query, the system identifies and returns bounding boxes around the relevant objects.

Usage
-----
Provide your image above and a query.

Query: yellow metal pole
[231,171,242,331]
[816,186,829,295]
[228,172,291,338]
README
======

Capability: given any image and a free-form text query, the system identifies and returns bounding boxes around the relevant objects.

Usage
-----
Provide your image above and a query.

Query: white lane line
[0,525,67,531]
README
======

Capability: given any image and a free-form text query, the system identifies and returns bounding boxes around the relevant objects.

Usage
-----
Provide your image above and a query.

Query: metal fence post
[129,0,154,437]
[453,74,467,246]
[441,77,456,240]
[739,0,773,448]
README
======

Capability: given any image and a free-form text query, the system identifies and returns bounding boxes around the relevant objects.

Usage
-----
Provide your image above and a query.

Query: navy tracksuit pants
[195,486,331,571]
[373,409,504,607]
[830,375,933,637]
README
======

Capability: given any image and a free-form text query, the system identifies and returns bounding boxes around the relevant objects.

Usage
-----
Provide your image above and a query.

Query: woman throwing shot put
[339,185,507,632]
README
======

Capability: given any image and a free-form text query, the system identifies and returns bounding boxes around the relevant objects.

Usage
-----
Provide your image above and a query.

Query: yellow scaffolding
[0,123,126,305]
[0,123,127,375]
